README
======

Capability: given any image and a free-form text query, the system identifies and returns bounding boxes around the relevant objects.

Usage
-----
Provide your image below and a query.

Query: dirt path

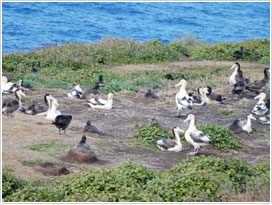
[2,61,270,180]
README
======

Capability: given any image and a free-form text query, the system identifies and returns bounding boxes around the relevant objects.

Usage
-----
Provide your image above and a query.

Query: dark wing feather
[189,130,210,143]
[156,138,177,149]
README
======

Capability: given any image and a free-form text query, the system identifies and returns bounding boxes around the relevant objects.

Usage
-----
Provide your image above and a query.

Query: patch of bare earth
[2,60,269,181]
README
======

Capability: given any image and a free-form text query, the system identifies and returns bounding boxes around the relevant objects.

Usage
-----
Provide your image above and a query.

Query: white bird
[252,93,268,116]
[228,114,256,134]
[197,87,210,104]
[2,89,26,118]
[67,84,83,99]
[87,93,113,110]
[229,62,240,88]
[156,126,184,152]
[175,79,193,116]
[2,76,18,94]
[184,114,213,155]
[45,96,62,121]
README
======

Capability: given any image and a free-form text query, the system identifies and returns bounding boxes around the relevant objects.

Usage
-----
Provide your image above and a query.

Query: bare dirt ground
[2,60,270,181]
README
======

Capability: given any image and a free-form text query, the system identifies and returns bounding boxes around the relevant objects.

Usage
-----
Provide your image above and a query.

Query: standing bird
[156,127,184,152]
[233,47,244,60]
[83,120,102,135]
[98,57,105,65]
[46,96,62,121]
[144,89,159,99]
[83,82,105,99]
[228,114,256,134]
[175,79,193,116]
[2,89,26,118]
[184,114,213,155]
[74,136,94,153]
[246,68,270,94]
[52,115,72,135]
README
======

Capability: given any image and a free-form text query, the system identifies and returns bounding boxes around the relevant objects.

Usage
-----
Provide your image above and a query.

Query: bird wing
[190,130,211,143]
[156,138,177,149]
[246,80,265,91]
[88,98,105,106]
[2,99,19,113]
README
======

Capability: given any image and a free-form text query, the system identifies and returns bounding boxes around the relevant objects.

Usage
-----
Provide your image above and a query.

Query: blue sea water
[2,2,270,54]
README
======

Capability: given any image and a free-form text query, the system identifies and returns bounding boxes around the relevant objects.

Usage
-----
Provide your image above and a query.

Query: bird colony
[2,62,270,160]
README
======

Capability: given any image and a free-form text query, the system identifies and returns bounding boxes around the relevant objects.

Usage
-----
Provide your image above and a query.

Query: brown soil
[33,163,69,176]
[2,60,270,181]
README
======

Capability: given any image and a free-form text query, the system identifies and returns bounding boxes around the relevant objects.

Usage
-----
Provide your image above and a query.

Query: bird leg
[59,129,62,135]
[64,130,66,136]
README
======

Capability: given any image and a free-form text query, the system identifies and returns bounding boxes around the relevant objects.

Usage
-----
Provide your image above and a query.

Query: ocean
[2,2,270,54]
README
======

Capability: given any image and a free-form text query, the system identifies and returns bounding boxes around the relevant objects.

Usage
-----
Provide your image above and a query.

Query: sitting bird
[233,47,244,60]
[22,94,51,115]
[74,135,94,153]
[246,67,270,94]
[206,86,225,103]
[52,115,72,135]
[165,74,174,80]
[83,120,102,135]
[156,127,184,152]
[252,93,269,116]
[184,114,213,155]
[98,57,105,65]
[19,79,33,91]
[228,114,256,134]
[67,84,83,99]
[144,89,159,99]
[2,89,26,119]
[87,93,113,110]
[82,78,106,99]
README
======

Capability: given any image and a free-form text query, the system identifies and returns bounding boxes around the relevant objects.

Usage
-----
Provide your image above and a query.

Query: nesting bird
[22,93,51,115]
[2,89,26,118]
[52,115,72,135]
[67,84,83,99]
[19,79,33,91]
[156,127,184,152]
[87,93,113,110]
[229,62,249,95]
[229,114,256,134]
[83,120,102,135]
[144,89,159,99]
[252,93,269,116]
[206,86,225,103]
[74,135,94,153]
[184,114,213,155]
[2,76,18,94]
[246,67,270,94]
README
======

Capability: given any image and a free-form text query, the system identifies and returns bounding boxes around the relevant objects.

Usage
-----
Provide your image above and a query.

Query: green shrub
[3,157,269,202]
[196,123,243,152]
[134,119,172,144]
[172,35,206,47]
[2,172,26,199]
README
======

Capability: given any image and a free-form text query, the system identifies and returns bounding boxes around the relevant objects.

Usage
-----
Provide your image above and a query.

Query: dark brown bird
[233,47,244,60]
[52,115,72,135]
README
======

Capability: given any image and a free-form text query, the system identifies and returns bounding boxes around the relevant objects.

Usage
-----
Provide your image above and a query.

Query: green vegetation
[219,109,236,116]
[3,156,269,202]
[2,38,270,92]
[20,158,58,166]
[26,141,71,152]
[133,120,242,152]
[133,119,172,149]
[197,123,243,152]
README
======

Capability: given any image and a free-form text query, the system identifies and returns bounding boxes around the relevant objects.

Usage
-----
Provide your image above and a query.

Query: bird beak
[230,64,236,70]
[251,116,256,120]
[175,81,182,88]
[20,91,26,97]
[177,127,185,133]
[184,116,190,123]
[254,94,261,100]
